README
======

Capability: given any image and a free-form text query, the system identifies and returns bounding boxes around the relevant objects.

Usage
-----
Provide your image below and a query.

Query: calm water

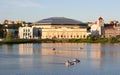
[0,43,120,75]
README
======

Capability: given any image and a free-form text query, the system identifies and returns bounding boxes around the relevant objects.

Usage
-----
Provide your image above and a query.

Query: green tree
[6,32,12,40]
[0,30,4,38]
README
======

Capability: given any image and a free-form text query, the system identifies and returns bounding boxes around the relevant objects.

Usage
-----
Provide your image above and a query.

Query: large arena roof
[36,17,84,25]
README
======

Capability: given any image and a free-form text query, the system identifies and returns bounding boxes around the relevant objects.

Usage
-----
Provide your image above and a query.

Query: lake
[0,43,120,75]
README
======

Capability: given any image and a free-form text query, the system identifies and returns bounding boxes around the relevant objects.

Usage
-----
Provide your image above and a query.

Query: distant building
[18,23,41,39]
[18,24,33,39]
[32,17,88,39]
[16,20,26,25]
[104,24,120,38]
[90,17,104,37]
[3,20,14,25]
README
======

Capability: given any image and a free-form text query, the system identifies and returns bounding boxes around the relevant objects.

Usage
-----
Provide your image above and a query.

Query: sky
[0,0,120,23]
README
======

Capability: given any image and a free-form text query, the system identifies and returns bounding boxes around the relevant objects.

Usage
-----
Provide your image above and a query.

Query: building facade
[105,24,120,38]
[18,25,33,39]
[39,27,87,39]
[32,17,88,39]
[90,17,104,36]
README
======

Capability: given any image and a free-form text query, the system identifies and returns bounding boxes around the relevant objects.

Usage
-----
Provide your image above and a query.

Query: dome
[36,17,84,25]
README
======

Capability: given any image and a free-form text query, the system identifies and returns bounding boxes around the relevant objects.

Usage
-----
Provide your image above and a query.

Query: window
[23,33,25,36]
[23,29,25,32]
[74,35,75,38]
[28,33,30,36]
[28,29,30,32]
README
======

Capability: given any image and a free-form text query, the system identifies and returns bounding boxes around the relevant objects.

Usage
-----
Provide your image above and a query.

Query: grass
[0,38,120,44]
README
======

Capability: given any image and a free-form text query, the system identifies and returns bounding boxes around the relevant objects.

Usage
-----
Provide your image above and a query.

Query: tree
[0,30,4,38]
[6,32,12,40]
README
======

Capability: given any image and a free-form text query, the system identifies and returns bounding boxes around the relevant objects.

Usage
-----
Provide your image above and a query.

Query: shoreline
[0,39,120,44]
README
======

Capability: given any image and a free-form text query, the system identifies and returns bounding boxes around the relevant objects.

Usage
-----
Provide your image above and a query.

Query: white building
[91,17,104,36]
[18,17,88,39]
[32,17,88,39]
[18,26,33,39]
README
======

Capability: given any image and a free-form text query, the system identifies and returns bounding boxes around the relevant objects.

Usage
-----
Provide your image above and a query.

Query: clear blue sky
[0,0,120,23]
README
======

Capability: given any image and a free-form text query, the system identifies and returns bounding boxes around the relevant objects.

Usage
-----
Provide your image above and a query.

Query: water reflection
[40,43,103,59]
[0,43,120,75]
[19,57,33,69]
[19,44,33,55]
[1,43,120,61]
[18,43,41,55]
[41,49,86,58]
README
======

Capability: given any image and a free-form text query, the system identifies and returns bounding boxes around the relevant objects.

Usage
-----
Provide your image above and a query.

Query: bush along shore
[0,37,120,44]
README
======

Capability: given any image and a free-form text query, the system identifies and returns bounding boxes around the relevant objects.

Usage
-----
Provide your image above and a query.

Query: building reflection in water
[17,43,120,69]
[41,49,87,58]
[41,43,87,58]
[41,43,103,68]
[18,44,34,69]
[89,43,103,68]
[19,44,33,55]
[90,43,102,59]
[41,43,103,58]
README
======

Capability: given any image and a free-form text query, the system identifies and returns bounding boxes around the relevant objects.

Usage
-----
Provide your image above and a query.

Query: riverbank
[0,39,43,44]
[0,38,120,44]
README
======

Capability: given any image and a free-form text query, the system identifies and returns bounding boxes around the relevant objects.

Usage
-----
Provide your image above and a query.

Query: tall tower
[97,17,104,35]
